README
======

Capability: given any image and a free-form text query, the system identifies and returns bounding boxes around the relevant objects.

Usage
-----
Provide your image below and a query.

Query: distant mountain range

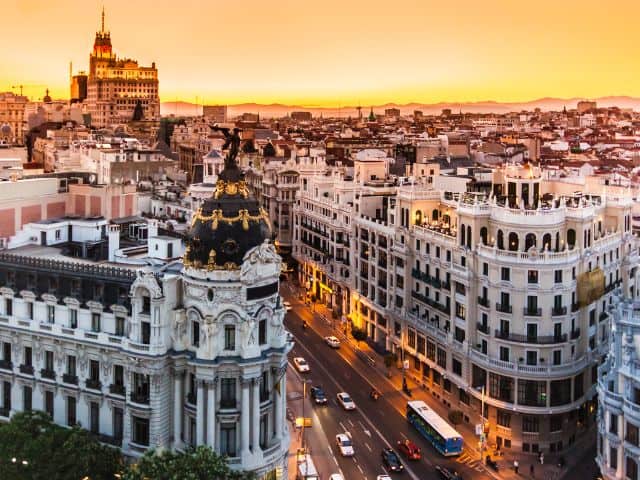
[160,96,640,118]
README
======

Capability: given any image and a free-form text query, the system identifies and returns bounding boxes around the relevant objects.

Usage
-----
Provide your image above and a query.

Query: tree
[121,446,255,480]
[0,411,122,480]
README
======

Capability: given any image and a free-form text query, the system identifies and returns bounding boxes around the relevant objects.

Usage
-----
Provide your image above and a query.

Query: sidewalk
[286,289,595,480]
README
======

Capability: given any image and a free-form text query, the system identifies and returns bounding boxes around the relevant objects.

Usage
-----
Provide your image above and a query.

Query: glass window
[220,423,237,457]
[224,326,236,350]
[132,416,149,446]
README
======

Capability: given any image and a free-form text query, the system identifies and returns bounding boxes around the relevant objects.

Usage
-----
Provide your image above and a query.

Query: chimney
[108,224,120,262]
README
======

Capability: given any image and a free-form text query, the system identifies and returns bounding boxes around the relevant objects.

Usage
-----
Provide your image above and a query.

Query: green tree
[0,411,122,480]
[121,446,255,480]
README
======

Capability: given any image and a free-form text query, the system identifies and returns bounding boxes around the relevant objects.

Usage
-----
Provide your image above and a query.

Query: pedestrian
[514,460,519,474]
[530,464,534,477]
[540,453,544,465]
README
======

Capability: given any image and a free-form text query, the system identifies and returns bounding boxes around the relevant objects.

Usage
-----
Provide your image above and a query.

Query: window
[489,373,514,402]
[610,413,618,435]
[5,299,12,316]
[437,348,446,369]
[66,355,76,376]
[497,410,511,428]
[91,313,101,332]
[518,380,546,406]
[114,365,124,386]
[483,263,488,276]
[90,360,100,382]
[501,267,510,281]
[141,322,151,345]
[459,389,470,405]
[115,317,125,336]
[27,302,33,320]
[500,347,510,362]
[192,321,200,347]
[224,326,236,350]
[452,358,462,376]
[407,329,416,349]
[141,296,151,314]
[90,402,100,434]
[550,415,563,432]
[220,423,237,457]
[45,391,54,418]
[426,341,436,361]
[70,310,77,329]
[47,305,55,323]
[258,319,267,345]
[23,386,32,412]
[610,446,618,470]
[67,396,76,426]
[627,423,639,447]
[627,457,638,480]
[220,378,236,408]
[2,342,11,363]
[259,413,269,449]
[44,350,54,372]
[522,415,539,433]
[550,379,572,406]
[526,351,537,366]
[554,270,563,283]
[132,416,150,446]
[553,350,561,365]
[528,270,538,284]
[24,347,32,367]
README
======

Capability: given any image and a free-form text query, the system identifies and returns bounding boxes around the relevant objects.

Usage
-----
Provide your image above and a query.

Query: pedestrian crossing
[456,452,486,472]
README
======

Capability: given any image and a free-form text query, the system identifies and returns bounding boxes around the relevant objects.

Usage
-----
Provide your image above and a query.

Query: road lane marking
[339,421,347,432]
[400,432,408,440]
[348,419,355,427]
[365,442,373,452]
[357,464,364,474]
[363,429,371,437]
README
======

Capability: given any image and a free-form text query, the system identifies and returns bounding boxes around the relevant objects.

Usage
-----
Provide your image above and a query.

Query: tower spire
[101,6,105,33]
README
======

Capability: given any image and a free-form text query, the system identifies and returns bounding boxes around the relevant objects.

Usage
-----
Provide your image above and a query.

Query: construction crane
[11,84,46,97]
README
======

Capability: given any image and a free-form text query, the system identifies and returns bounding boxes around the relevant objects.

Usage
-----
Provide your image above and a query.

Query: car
[435,466,462,480]
[336,392,356,410]
[381,448,404,472]
[324,335,341,348]
[293,357,310,373]
[310,386,327,405]
[282,301,293,312]
[335,433,355,456]
[376,476,392,480]
[397,439,421,460]
[329,475,345,480]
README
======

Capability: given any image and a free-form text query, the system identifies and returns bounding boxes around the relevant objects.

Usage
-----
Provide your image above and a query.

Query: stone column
[196,380,205,445]
[240,378,251,456]
[207,378,216,448]
[251,377,261,452]
[173,372,183,447]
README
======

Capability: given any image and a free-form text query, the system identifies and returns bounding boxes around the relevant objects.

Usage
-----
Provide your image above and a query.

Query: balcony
[186,392,197,405]
[63,374,78,385]
[496,303,512,314]
[523,307,542,317]
[86,379,102,390]
[41,369,56,380]
[477,296,490,308]
[109,384,125,396]
[0,359,13,371]
[571,303,580,313]
[19,364,34,375]
[494,330,567,344]
[552,306,568,316]
[130,391,150,404]
[477,322,490,335]
[570,329,581,340]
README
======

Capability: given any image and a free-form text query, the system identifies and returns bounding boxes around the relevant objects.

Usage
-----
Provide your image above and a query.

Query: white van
[296,454,319,480]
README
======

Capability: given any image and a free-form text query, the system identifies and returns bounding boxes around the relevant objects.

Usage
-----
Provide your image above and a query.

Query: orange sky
[1,0,639,106]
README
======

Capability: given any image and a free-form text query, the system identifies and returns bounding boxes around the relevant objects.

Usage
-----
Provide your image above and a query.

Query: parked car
[293,357,310,373]
[336,433,355,456]
[397,439,421,460]
[376,476,392,480]
[329,475,345,480]
[381,448,404,472]
[324,335,341,348]
[310,386,327,405]
[336,392,356,410]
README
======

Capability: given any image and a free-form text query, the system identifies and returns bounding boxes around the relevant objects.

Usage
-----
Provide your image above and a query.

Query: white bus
[406,400,463,456]
[297,454,319,480]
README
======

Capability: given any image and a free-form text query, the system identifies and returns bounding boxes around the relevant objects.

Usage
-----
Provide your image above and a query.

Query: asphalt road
[283,291,493,480]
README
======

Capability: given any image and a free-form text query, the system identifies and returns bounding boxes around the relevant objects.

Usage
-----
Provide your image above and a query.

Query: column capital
[205,377,218,388]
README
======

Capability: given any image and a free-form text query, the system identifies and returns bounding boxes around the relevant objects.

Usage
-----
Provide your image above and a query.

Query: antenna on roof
[101,5,106,33]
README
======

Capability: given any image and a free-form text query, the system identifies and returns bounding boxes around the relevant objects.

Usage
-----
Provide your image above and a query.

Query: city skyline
[2,0,640,106]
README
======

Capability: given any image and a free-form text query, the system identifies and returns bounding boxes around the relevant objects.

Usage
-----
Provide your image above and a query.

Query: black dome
[183,173,271,270]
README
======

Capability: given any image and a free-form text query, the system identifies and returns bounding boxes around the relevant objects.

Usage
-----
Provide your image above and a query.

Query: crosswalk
[455,452,486,472]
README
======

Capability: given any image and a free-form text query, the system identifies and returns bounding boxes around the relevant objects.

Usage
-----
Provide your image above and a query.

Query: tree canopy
[0,412,254,480]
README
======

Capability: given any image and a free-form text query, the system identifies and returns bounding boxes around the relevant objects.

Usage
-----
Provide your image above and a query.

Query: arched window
[555,232,560,252]
[542,233,551,251]
[508,232,519,251]
[588,229,591,247]
[432,209,439,222]
[497,230,504,250]
[466,225,472,249]
[442,214,450,226]
[415,210,423,226]
[567,229,576,249]
[480,227,488,245]
[525,233,536,251]
[460,223,466,246]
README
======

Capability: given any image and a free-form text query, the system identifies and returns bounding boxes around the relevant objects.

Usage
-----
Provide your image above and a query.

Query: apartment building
[596,300,640,480]
[293,158,640,453]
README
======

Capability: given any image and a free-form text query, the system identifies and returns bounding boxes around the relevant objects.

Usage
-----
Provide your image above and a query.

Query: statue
[210,125,242,171]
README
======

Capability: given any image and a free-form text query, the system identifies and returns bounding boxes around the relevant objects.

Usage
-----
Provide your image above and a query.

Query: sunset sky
[1,0,639,106]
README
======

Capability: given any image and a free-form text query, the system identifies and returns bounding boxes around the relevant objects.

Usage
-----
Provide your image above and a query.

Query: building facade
[293,159,640,453]
[83,10,159,128]
[0,161,291,478]
[596,300,640,480]
[0,92,28,146]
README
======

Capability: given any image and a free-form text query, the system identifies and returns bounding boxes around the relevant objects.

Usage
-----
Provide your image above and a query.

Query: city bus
[406,400,463,456]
